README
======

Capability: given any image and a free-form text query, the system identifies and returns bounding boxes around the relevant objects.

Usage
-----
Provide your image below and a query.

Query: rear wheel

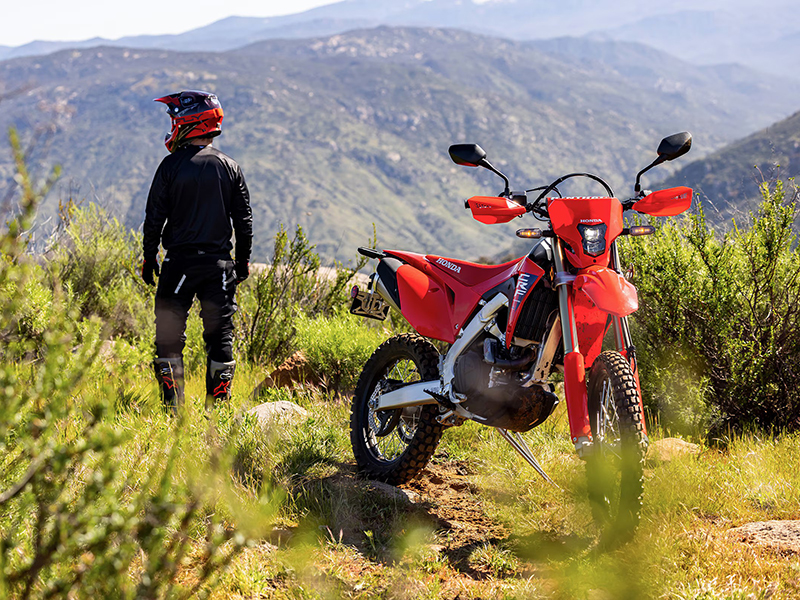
[350,334,444,485]
[585,351,647,543]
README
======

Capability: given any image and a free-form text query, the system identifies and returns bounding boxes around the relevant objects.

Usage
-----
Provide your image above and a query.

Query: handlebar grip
[621,198,638,211]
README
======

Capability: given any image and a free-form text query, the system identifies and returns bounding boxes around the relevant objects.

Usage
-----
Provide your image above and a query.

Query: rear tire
[350,334,444,485]
[585,351,646,543]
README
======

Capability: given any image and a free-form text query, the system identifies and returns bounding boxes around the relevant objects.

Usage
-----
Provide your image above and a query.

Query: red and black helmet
[154,90,224,152]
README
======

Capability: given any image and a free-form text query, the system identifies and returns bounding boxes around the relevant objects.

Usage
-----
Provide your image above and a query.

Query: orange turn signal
[628,225,656,236]
[516,228,542,239]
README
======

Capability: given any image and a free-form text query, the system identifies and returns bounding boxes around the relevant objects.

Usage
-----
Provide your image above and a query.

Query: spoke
[598,377,621,459]
[368,358,423,461]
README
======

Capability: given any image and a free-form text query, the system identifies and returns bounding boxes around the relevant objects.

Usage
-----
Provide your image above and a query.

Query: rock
[649,438,702,462]
[98,340,117,360]
[730,520,800,554]
[366,480,420,505]
[269,350,323,389]
[247,401,309,427]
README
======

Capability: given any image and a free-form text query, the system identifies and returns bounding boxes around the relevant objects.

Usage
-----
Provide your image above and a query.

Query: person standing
[141,90,252,414]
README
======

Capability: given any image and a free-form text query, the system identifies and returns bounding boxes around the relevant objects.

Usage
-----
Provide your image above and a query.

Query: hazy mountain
[593,4,800,76]
[2,0,798,77]
[658,111,800,224]
[0,27,796,262]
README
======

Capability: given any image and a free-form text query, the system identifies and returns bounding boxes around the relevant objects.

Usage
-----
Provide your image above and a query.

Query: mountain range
[1,26,798,262]
[2,0,798,77]
[659,110,800,224]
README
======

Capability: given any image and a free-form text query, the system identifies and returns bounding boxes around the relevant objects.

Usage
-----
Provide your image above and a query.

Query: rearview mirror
[635,131,693,193]
[449,144,487,167]
[657,132,692,162]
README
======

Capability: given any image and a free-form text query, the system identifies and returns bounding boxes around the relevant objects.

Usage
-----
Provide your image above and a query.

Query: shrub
[626,179,800,434]
[294,310,389,395]
[236,225,371,366]
[49,202,152,342]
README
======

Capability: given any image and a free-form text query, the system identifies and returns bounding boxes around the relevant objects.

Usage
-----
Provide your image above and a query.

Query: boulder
[366,480,420,505]
[246,400,309,427]
[730,520,800,554]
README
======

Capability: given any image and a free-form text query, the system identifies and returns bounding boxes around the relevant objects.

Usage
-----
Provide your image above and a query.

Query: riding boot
[153,357,185,416]
[206,359,236,410]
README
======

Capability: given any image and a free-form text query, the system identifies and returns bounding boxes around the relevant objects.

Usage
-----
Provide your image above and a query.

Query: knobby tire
[350,334,444,485]
[586,350,647,545]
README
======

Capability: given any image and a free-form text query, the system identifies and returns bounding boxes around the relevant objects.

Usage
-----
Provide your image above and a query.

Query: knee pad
[153,357,185,415]
[206,359,236,406]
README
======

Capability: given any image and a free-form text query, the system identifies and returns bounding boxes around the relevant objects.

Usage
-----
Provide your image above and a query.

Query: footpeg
[425,388,457,411]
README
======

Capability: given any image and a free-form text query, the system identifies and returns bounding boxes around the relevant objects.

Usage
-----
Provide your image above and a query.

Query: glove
[235,260,249,283]
[142,256,160,286]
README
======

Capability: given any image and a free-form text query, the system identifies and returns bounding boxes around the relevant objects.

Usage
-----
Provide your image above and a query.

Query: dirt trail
[307,454,512,579]
[402,458,509,561]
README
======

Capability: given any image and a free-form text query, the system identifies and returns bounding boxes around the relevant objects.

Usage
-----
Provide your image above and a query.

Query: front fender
[574,266,638,317]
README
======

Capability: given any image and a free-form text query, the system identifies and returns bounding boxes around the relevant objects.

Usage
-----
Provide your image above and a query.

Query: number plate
[350,289,390,321]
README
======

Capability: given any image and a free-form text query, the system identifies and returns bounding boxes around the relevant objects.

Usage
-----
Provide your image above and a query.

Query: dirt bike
[348,132,693,538]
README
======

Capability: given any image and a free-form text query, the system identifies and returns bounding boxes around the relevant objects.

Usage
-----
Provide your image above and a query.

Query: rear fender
[573,266,638,317]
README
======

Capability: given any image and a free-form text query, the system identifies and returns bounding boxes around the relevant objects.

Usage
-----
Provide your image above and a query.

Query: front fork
[553,239,647,457]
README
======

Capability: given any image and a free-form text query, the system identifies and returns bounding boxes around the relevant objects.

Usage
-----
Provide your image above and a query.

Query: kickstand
[496,428,561,489]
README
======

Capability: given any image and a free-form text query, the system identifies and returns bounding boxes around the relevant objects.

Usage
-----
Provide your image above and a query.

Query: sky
[1,0,338,47]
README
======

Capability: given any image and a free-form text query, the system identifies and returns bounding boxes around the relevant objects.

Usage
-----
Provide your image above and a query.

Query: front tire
[350,334,444,485]
[585,351,647,543]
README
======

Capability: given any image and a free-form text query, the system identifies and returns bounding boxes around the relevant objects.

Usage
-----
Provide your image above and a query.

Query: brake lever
[527,202,549,218]
[622,190,649,211]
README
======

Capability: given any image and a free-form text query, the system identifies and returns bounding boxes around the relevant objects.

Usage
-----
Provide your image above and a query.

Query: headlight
[577,223,607,256]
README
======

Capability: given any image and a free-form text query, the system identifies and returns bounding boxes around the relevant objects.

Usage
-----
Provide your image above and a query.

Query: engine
[453,332,559,432]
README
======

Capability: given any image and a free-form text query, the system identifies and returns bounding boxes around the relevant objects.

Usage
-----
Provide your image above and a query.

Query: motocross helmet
[154,90,223,153]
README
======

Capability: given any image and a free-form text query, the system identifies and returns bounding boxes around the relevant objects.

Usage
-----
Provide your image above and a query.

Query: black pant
[154,254,237,362]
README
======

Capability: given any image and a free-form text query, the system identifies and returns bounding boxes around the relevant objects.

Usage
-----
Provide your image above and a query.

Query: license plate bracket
[350,289,390,321]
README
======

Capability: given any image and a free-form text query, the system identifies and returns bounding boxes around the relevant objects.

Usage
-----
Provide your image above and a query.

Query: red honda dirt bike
[349,132,693,537]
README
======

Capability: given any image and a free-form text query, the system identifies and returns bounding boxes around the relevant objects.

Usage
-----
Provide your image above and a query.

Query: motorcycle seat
[426,255,521,287]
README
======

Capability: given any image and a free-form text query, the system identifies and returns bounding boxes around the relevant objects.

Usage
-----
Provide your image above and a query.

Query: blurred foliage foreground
[2,122,800,599]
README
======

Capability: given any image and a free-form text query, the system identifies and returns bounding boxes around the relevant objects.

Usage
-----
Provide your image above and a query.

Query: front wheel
[585,351,647,543]
[350,334,444,485]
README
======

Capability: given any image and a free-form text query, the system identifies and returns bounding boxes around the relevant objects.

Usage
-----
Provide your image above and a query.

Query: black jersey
[143,145,252,261]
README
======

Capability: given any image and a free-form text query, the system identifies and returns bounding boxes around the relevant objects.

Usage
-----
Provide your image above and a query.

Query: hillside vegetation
[1,27,799,262]
[3,123,800,597]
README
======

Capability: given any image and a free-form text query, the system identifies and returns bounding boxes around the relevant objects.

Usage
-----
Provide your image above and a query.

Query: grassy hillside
[659,110,800,225]
[5,127,800,597]
[1,27,798,262]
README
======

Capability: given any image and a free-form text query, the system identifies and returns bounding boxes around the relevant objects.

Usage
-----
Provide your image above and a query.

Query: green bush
[626,179,800,434]
[50,202,152,342]
[294,310,389,395]
[236,225,371,366]
[0,259,56,359]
